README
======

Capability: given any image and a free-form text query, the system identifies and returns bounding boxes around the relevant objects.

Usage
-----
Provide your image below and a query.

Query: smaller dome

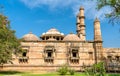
[22,32,39,41]
[63,33,80,41]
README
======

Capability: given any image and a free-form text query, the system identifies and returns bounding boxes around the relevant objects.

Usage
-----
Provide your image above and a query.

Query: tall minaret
[76,13,81,37]
[94,18,102,41]
[76,6,86,40]
[94,18,103,63]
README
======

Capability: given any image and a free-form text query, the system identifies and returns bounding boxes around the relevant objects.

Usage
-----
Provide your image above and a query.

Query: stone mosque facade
[2,7,120,72]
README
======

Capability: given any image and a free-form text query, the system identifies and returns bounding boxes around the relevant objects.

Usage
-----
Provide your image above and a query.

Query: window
[44,50,54,64]
[46,37,49,40]
[23,52,26,57]
[45,50,53,58]
[72,50,78,58]
[72,52,77,57]
[19,50,28,63]
[42,38,45,40]
[70,49,79,64]
[48,52,51,57]
[56,37,59,40]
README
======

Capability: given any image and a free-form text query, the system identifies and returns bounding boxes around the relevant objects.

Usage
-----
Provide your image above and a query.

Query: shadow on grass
[0,71,23,75]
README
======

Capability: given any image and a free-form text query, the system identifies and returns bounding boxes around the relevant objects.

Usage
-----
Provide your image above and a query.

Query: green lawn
[0,71,120,76]
[0,71,85,76]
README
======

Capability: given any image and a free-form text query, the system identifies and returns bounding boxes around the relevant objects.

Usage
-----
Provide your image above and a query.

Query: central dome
[63,33,80,41]
[45,28,61,35]
[40,28,64,41]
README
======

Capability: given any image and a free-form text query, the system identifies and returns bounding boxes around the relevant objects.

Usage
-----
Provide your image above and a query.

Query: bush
[69,69,75,75]
[85,62,106,76]
[57,65,68,75]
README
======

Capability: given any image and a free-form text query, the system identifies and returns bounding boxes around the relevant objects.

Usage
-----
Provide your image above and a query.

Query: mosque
[2,6,120,72]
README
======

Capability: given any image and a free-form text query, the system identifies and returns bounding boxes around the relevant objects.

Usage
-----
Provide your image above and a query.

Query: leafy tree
[0,14,20,65]
[97,0,120,24]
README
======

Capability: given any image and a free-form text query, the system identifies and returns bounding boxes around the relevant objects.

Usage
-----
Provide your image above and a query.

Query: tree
[0,14,20,65]
[97,0,120,25]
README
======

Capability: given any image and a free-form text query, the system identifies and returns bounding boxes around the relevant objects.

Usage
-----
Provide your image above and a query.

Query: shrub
[57,64,68,75]
[85,62,106,76]
[69,69,75,75]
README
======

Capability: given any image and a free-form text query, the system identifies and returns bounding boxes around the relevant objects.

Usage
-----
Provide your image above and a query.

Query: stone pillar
[45,37,46,40]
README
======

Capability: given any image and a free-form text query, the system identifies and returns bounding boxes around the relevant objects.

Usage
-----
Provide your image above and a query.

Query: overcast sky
[0,0,120,48]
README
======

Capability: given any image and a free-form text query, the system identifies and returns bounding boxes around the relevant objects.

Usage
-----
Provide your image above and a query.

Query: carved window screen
[44,46,55,64]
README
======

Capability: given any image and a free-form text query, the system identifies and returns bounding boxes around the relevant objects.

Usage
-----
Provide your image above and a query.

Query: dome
[45,28,61,35]
[22,32,39,41]
[40,28,65,41]
[63,33,80,41]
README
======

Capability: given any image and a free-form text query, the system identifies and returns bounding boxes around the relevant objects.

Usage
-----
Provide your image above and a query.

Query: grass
[0,71,85,76]
[0,71,120,76]
[23,73,86,76]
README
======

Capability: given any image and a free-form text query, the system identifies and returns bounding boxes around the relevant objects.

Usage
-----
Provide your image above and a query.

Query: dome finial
[29,31,32,34]
[29,30,32,34]
[51,27,55,29]
[70,32,73,34]
[95,17,99,21]
[79,6,84,10]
